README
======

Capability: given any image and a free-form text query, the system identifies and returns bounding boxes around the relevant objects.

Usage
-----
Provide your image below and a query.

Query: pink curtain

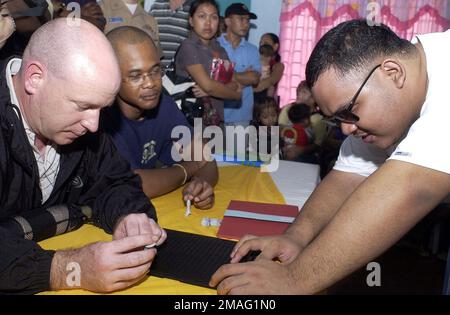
[277,0,450,108]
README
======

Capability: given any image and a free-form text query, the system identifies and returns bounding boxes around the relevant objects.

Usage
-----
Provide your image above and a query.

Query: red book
[217,200,299,241]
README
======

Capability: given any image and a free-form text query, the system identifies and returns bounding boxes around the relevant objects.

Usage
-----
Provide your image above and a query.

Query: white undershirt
[125,3,138,14]
[6,58,60,204]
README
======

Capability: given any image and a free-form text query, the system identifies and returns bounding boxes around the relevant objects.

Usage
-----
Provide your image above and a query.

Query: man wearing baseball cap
[219,2,261,152]
[224,3,257,20]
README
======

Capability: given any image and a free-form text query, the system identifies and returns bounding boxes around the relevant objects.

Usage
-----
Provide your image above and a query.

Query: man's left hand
[209,258,297,295]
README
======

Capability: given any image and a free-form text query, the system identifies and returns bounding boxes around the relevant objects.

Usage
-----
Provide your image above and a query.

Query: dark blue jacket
[0,60,156,294]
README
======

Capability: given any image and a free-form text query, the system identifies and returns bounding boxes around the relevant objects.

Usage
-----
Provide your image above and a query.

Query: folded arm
[233,68,260,87]
[253,62,284,93]
[186,64,241,100]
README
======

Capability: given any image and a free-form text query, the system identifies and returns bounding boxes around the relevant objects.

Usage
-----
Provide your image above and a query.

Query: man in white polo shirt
[210,19,450,294]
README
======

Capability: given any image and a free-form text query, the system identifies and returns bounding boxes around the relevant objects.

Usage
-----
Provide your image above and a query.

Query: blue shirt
[218,35,261,124]
[102,94,193,169]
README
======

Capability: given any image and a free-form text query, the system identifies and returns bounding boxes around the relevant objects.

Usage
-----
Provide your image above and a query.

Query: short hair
[288,103,311,124]
[259,44,274,58]
[253,96,279,126]
[22,18,110,79]
[263,33,280,47]
[261,33,281,62]
[305,19,416,88]
[106,26,156,51]
[296,80,309,94]
[189,0,220,17]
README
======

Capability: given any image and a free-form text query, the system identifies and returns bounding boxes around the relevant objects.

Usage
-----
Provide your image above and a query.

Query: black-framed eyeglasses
[124,67,164,86]
[321,64,381,125]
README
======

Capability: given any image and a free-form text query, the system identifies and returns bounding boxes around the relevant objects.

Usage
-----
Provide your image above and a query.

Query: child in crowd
[281,103,317,164]
[259,45,274,81]
[254,33,285,102]
[279,81,317,126]
[250,97,280,159]
[279,80,326,161]
[281,103,312,147]
[254,44,275,100]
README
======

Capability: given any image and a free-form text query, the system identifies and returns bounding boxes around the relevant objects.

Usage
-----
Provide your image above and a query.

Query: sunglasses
[320,64,381,126]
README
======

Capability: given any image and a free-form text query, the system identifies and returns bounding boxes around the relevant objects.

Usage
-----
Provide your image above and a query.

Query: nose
[141,73,156,88]
[81,109,100,133]
[340,122,358,136]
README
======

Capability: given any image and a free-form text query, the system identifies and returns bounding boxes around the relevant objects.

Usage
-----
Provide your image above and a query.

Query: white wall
[144,0,155,12]
[248,0,282,46]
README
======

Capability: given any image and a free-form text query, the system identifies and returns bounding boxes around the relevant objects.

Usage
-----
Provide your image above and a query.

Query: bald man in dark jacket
[0,18,166,294]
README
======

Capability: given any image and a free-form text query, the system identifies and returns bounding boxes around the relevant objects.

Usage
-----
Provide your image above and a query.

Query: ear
[381,59,406,89]
[23,62,45,95]
[224,17,231,28]
[188,16,193,28]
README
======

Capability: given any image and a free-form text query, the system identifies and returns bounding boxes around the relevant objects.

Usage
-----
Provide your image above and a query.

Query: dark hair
[305,19,416,88]
[259,44,274,58]
[288,103,311,124]
[189,0,220,17]
[262,33,281,63]
[107,26,155,49]
[253,97,279,126]
[296,80,309,94]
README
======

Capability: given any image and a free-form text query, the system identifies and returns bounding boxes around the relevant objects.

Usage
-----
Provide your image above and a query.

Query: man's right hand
[229,234,304,264]
[51,233,157,293]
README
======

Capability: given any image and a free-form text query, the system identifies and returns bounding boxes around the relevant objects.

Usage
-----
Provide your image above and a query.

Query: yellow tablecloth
[39,165,285,295]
